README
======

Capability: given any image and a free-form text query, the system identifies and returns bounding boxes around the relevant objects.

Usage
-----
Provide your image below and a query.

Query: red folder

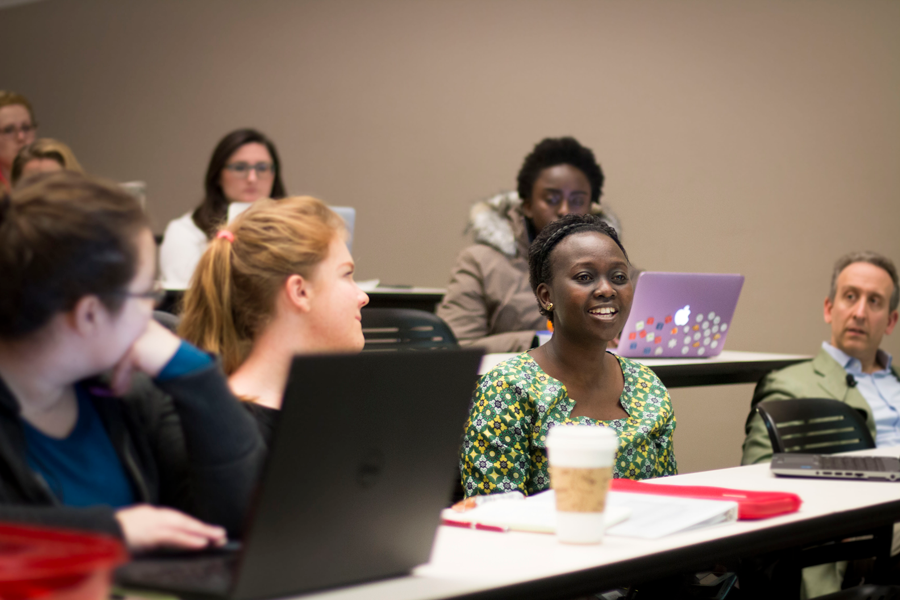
[609,479,801,520]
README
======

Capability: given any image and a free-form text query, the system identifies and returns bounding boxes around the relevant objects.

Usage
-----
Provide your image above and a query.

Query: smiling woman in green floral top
[460,215,676,497]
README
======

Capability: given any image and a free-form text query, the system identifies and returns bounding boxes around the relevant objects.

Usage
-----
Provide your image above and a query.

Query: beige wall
[3,0,898,473]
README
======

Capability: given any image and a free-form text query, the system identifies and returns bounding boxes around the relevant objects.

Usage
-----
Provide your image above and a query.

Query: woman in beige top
[436,136,621,353]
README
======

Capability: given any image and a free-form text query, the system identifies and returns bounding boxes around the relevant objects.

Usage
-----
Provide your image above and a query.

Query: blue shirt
[157,340,213,381]
[822,342,900,448]
[23,385,135,508]
[22,341,213,507]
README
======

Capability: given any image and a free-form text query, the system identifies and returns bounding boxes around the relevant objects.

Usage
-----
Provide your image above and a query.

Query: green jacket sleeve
[657,389,679,476]
[460,369,534,497]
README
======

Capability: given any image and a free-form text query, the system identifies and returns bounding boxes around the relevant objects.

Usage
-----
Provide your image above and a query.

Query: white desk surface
[479,350,810,375]
[291,447,900,600]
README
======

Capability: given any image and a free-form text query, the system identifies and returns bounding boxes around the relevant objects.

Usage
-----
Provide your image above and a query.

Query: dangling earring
[545,303,554,311]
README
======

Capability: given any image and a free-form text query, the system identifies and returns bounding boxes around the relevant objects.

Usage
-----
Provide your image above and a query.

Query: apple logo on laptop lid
[674,305,691,327]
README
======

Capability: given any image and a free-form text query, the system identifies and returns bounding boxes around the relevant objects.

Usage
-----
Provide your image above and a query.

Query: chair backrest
[361,308,458,351]
[756,398,875,455]
[153,310,181,333]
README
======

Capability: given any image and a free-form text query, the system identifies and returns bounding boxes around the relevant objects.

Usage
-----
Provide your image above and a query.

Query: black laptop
[116,349,483,599]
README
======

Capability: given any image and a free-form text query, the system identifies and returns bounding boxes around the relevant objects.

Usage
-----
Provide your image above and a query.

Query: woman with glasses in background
[436,137,622,353]
[159,128,287,288]
[0,91,38,193]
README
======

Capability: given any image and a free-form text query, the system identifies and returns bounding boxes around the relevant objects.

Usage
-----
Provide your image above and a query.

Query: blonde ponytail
[178,196,344,374]
[179,234,245,373]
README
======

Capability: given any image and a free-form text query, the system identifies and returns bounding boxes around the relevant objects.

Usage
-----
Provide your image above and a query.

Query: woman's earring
[545,303,554,311]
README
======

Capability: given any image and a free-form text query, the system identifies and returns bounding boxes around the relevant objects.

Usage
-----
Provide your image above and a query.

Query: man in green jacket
[743,251,900,465]
[742,251,900,598]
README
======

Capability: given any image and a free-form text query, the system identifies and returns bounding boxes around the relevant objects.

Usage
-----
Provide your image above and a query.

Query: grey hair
[829,251,899,312]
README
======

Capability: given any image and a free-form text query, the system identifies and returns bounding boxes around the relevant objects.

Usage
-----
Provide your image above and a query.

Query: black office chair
[747,399,892,598]
[757,398,875,455]
[153,310,181,333]
[360,308,458,351]
[157,289,184,315]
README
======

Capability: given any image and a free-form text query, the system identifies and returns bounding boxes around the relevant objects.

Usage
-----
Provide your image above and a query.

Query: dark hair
[516,137,604,205]
[528,214,628,322]
[830,251,899,312]
[191,128,286,239]
[0,171,149,339]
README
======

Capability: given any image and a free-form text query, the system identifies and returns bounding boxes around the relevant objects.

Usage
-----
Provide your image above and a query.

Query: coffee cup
[545,425,618,544]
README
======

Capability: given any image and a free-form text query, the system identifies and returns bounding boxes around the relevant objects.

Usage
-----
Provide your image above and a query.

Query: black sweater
[0,364,266,539]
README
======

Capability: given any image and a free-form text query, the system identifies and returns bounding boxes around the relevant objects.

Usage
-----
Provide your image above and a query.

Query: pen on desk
[451,490,525,512]
[441,518,509,533]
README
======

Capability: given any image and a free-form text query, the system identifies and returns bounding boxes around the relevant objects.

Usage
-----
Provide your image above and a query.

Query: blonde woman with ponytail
[179,196,369,434]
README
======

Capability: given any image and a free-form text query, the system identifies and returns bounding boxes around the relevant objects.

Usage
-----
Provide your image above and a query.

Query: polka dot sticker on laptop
[616,272,744,358]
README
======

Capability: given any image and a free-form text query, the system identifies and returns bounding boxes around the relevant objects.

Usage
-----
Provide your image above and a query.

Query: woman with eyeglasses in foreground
[159,128,287,288]
[460,214,676,498]
[178,196,369,442]
[0,171,265,551]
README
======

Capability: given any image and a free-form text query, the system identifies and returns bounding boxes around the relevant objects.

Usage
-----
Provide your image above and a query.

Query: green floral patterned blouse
[460,352,677,497]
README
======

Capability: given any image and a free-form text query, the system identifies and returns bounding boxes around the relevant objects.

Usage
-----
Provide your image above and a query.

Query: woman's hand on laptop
[115,504,227,552]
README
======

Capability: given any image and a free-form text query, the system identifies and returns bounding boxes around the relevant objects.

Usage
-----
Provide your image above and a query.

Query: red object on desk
[441,518,509,533]
[0,522,127,599]
[610,479,802,520]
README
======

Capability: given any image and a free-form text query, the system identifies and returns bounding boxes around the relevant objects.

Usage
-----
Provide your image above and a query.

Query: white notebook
[605,492,737,539]
[443,490,737,539]
[443,490,629,533]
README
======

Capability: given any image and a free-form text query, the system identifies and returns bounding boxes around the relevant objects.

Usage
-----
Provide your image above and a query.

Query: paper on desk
[443,490,737,539]
[605,492,738,539]
[442,490,630,533]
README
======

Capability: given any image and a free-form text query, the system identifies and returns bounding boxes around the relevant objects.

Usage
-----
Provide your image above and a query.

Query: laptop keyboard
[116,553,237,596]
[819,455,889,472]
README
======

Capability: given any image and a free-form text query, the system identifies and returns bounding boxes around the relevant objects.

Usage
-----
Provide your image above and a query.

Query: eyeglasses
[223,162,276,178]
[0,123,37,138]
[110,281,167,308]
[542,194,589,209]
